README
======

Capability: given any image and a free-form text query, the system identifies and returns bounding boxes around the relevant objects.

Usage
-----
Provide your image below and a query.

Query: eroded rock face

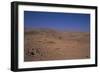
[24,29,90,62]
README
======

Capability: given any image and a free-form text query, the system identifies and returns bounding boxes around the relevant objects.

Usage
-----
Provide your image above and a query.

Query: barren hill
[24,28,90,61]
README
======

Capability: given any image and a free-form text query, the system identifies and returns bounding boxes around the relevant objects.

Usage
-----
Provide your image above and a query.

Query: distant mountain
[24,28,59,36]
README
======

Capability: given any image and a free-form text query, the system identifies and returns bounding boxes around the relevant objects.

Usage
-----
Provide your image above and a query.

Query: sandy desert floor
[24,28,90,62]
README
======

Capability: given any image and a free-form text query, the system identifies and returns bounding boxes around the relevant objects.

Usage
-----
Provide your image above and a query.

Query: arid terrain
[24,28,90,62]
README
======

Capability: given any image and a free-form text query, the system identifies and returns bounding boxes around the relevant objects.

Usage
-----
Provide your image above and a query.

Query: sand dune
[24,28,90,62]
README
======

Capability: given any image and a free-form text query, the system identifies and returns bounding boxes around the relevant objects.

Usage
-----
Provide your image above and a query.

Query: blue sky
[24,11,90,32]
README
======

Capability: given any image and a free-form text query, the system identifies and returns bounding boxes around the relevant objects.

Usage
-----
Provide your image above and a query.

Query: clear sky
[24,11,90,32]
